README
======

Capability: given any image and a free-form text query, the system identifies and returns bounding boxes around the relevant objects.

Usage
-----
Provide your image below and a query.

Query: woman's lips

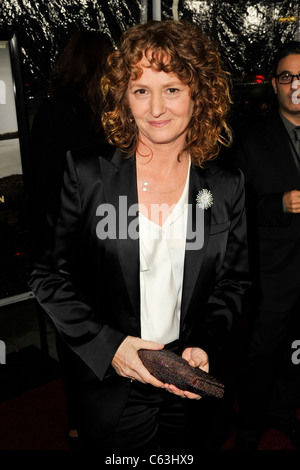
[148,120,171,128]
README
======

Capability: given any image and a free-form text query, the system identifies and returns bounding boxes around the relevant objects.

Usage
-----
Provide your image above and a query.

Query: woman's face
[126,57,194,149]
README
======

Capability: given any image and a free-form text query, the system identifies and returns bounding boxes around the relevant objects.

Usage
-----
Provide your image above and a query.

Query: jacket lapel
[99,150,141,321]
[180,164,211,326]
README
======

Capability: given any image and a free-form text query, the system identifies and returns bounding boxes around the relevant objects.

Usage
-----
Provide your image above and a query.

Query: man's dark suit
[234,110,300,437]
[28,147,249,444]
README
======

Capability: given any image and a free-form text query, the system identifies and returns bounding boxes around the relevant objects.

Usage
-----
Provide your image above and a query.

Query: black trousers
[95,380,190,453]
[237,294,300,438]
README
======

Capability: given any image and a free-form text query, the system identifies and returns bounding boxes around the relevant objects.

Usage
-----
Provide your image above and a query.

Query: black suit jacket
[28,147,249,438]
[234,110,300,312]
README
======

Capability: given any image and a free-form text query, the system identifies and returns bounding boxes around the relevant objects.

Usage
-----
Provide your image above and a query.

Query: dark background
[0,1,299,452]
[1,0,299,105]
[0,0,299,299]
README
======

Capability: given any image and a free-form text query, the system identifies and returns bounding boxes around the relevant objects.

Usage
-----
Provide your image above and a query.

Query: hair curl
[101,20,232,167]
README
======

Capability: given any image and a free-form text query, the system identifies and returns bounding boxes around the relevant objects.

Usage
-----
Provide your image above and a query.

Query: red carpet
[0,378,68,450]
[0,376,298,451]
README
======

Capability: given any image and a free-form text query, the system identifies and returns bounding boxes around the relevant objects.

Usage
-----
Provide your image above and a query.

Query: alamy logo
[291,80,300,104]
[95,197,205,251]
[291,340,300,365]
[0,340,6,364]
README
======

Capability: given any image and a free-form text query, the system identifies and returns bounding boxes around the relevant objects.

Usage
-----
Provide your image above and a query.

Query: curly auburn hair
[101,20,232,167]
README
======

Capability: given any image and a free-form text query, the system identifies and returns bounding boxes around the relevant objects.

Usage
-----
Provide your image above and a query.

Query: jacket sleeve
[27,151,126,381]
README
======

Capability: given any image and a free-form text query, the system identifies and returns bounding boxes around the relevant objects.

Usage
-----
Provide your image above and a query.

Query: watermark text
[0,340,6,364]
[291,80,300,104]
[95,197,205,250]
[291,339,300,365]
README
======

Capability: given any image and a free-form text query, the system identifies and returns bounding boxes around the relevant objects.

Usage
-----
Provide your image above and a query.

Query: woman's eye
[134,89,147,95]
[167,88,179,94]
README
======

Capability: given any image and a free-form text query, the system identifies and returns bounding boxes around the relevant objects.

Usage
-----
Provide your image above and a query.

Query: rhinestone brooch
[196,189,213,209]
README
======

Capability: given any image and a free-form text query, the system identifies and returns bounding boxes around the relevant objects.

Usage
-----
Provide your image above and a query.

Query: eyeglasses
[275,72,300,84]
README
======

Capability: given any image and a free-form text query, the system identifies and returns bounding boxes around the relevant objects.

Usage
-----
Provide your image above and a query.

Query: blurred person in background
[234,41,300,450]
[30,29,112,449]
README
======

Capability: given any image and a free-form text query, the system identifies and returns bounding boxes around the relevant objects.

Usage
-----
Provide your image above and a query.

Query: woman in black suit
[28,20,249,454]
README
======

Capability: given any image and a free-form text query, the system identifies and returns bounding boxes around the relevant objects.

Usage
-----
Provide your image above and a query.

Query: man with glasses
[233,41,300,450]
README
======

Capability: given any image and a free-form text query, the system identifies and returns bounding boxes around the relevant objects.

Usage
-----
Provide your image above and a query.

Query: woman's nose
[150,93,166,117]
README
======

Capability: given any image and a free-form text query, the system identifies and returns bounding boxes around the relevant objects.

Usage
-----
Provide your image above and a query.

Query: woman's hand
[111,335,165,387]
[164,347,209,400]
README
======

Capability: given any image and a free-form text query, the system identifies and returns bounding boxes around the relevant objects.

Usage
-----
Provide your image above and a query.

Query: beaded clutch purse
[138,348,224,398]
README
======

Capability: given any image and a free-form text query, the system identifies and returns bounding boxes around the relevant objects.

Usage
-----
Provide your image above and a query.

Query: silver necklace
[137,155,189,195]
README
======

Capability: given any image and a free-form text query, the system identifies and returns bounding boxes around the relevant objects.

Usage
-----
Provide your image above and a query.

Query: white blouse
[139,163,190,344]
